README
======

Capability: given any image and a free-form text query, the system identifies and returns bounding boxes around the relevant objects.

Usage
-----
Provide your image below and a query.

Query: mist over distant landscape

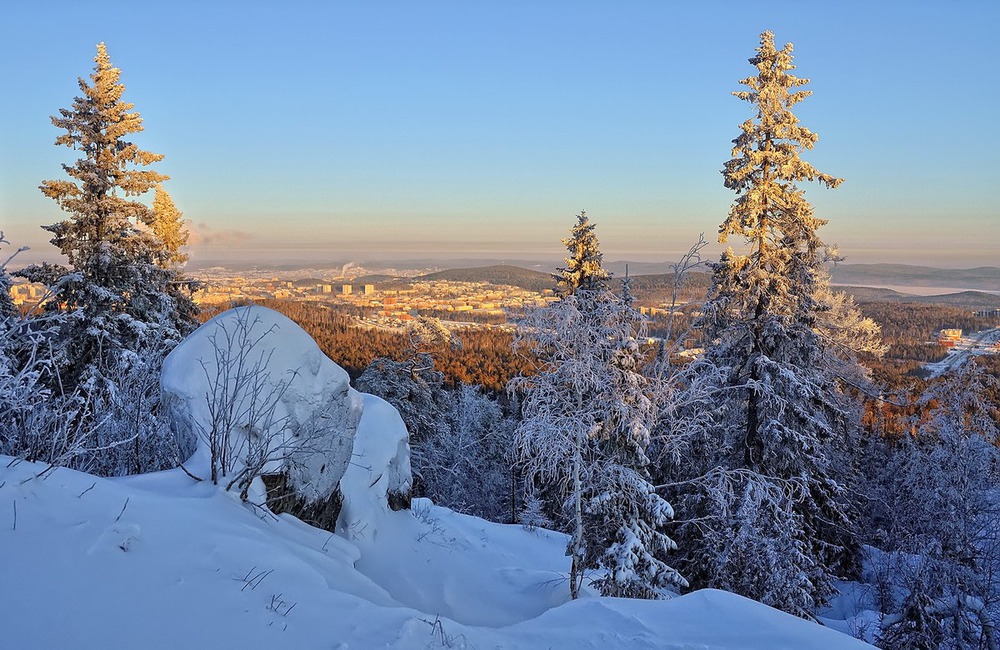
[184,255,1000,295]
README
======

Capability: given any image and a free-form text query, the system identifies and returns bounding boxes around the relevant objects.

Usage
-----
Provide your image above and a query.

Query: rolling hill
[831,264,1000,291]
[415,265,557,292]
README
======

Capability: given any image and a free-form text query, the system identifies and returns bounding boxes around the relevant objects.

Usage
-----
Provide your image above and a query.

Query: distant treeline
[861,302,996,359]
[197,297,996,402]
[203,300,536,391]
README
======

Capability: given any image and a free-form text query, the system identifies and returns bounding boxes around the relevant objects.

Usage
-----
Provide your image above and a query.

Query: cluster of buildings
[8,271,556,329]
[936,327,1000,352]
[360,280,557,321]
[191,273,558,326]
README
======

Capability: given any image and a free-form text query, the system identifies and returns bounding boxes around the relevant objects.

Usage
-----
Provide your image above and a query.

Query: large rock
[161,306,363,508]
[337,393,413,539]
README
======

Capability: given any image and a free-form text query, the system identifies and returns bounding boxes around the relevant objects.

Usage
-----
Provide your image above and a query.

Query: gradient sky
[1,1,998,268]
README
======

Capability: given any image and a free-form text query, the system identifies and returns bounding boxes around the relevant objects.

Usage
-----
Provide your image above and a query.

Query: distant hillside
[291,278,327,288]
[326,262,1000,311]
[627,271,712,304]
[292,274,406,292]
[838,286,1000,310]
[347,274,403,286]
[605,261,674,276]
[409,265,716,304]
[831,264,1000,291]
[415,265,556,292]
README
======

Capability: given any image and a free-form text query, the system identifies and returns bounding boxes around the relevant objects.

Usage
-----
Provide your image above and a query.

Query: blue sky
[1,1,997,268]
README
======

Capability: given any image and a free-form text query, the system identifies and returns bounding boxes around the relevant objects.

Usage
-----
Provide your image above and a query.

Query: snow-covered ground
[0,399,873,649]
[925,327,1000,378]
[0,306,874,648]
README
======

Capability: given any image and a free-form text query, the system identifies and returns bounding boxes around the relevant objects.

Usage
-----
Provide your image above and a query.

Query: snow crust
[161,305,363,502]
[0,455,873,649]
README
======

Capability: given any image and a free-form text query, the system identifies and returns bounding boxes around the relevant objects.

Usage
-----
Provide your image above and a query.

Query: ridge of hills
[830,264,1000,290]
[835,287,1000,310]
[415,265,555,292]
[410,263,999,294]
[399,265,1000,309]
[239,263,1000,310]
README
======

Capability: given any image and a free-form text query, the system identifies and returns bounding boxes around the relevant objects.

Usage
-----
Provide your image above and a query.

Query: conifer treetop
[721,30,841,250]
[151,184,189,268]
[557,211,610,296]
[40,42,168,268]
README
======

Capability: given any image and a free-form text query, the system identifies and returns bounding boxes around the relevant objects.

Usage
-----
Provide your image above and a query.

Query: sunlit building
[938,328,962,347]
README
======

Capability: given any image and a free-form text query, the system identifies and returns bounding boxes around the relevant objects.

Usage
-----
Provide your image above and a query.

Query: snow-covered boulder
[161,306,363,509]
[338,393,413,538]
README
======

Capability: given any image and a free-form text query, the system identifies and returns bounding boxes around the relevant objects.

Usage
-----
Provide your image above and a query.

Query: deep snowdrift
[1,454,872,648]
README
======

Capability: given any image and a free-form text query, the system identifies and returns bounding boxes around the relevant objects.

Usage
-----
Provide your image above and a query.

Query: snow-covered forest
[2,32,999,649]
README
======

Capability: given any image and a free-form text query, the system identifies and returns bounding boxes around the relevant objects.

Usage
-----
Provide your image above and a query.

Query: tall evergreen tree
[151,183,189,269]
[663,31,865,616]
[19,43,196,389]
[556,211,610,297]
[513,214,685,600]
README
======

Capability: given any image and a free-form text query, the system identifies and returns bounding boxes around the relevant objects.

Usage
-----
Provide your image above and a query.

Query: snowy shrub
[87,349,179,476]
[358,355,516,522]
[675,469,820,617]
[0,312,94,469]
[857,361,1000,649]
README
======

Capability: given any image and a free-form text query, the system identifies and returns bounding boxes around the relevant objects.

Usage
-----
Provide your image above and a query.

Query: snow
[819,579,884,645]
[161,305,363,502]
[0,451,873,648]
[0,307,875,648]
[337,393,412,531]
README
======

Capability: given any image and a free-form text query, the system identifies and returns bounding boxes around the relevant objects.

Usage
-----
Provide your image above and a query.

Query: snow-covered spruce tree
[415,384,516,522]
[356,354,450,445]
[556,210,610,296]
[663,31,867,617]
[511,214,685,600]
[875,360,1000,650]
[18,43,197,394]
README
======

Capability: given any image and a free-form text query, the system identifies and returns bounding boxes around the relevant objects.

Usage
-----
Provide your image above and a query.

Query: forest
[2,32,999,650]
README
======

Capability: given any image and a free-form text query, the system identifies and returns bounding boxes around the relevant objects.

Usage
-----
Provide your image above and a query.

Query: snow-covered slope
[0,305,873,648]
[1,416,873,650]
